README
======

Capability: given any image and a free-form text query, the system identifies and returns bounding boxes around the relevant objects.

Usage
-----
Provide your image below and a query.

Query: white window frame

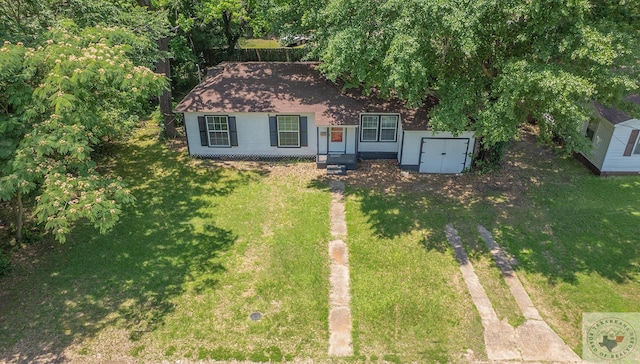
[206,115,230,147]
[361,115,379,142]
[360,114,398,142]
[379,115,398,142]
[277,115,300,147]
[634,134,640,155]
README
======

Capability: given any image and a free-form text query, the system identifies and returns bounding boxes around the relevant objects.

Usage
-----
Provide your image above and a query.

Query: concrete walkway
[327,180,353,356]
[446,224,582,362]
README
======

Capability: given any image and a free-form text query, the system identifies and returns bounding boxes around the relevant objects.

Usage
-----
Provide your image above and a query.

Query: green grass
[344,190,485,362]
[1,123,639,362]
[238,38,282,49]
[488,169,640,352]
[0,123,330,362]
[338,138,640,359]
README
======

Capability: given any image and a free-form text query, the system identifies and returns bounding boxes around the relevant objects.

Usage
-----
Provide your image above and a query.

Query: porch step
[327,164,347,176]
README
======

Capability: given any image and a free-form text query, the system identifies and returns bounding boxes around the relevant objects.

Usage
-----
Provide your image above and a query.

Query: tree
[251,0,324,39]
[0,24,166,242]
[133,0,177,139]
[0,0,52,42]
[0,0,176,139]
[203,0,251,52]
[311,0,640,163]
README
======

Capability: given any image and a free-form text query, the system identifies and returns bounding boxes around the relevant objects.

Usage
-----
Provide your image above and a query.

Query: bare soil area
[168,124,561,206]
[0,124,565,280]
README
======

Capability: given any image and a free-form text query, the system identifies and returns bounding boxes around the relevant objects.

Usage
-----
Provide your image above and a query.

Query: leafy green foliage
[202,0,250,50]
[0,24,165,242]
[0,0,169,67]
[0,0,52,43]
[169,35,201,95]
[0,251,10,276]
[251,0,324,38]
[313,0,640,154]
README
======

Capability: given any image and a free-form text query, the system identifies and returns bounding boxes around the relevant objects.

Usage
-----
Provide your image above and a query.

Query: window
[269,115,307,148]
[380,116,398,141]
[277,115,300,147]
[361,116,378,141]
[206,116,230,146]
[197,115,237,147]
[331,128,343,142]
[634,134,640,155]
[360,114,398,142]
[586,120,598,141]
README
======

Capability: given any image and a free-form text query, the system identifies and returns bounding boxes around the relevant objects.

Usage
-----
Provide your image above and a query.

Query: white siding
[582,120,613,170]
[400,131,475,171]
[601,119,640,173]
[358,141,399,153]
[357,114,402,155]
[317,126,358,155]
[345,127,358,154]
[184,112,317,157]
[317,127,328,155]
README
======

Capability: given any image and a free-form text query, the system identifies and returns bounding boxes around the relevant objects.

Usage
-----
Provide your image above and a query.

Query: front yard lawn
[0,123,331,362]
[336,126,640,358]
[1,123,639,362]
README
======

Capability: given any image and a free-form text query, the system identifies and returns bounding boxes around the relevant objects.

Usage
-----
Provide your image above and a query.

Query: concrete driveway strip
[477,225,582,362]
[445,224,521,361]
[327,180,353,357]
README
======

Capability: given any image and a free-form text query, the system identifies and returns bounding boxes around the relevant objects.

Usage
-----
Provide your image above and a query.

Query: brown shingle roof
[594,94,640,125]
[174,62,436,129]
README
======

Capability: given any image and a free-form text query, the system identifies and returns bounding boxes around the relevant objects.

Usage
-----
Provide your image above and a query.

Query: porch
[316,154,358,174]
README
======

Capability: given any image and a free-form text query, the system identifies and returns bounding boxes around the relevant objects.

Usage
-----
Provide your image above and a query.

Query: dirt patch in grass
[333,126,558,205]
[0,123,591,362]
[167,124,559,204]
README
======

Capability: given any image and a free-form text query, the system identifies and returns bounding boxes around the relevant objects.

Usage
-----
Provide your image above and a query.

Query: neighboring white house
[580,95,640,175]
[175,62,476,174]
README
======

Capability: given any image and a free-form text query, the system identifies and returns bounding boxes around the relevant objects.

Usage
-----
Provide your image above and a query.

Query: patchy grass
[344,189,485,362]
[0,122,330,363]
[489,171,640,353]
[329,126,640,357]
[238,38,282,49]
[1,122,639,362]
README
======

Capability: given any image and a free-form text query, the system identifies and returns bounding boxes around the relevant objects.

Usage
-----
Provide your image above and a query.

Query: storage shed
[580,95,640,175]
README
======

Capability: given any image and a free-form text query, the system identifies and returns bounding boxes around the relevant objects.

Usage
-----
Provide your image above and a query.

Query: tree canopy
[312,0,640,156]
[1,21,166,242]
[2,0,639,244]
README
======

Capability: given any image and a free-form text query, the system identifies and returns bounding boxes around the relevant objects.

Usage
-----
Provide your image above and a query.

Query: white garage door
[419,138,470,173]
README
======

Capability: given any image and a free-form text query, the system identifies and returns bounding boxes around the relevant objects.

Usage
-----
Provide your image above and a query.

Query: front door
[328,127,346,154]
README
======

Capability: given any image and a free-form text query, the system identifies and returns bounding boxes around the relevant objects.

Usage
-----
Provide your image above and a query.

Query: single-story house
[174,62,476,174]
[579,95,640,175]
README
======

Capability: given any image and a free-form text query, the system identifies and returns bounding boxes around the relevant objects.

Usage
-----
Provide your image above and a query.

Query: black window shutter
[300,116,308,147]
[198,116,208,146]
[624,129,639,156]
[228,116,238,146]
[269,116,278,146]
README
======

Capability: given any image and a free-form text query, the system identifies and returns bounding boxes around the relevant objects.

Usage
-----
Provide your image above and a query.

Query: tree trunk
[157,37,176,139]
[222,11,240,54]
[15,190,23,242]
[136,0,175,139]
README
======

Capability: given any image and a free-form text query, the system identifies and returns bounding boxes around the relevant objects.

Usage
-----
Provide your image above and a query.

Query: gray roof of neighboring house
[594,94,640,125]
[174,62,436,130]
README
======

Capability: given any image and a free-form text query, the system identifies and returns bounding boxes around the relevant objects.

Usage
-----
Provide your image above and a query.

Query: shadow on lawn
[310,132,640,286]
[0,127,266,363]
[494,178,640,285]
